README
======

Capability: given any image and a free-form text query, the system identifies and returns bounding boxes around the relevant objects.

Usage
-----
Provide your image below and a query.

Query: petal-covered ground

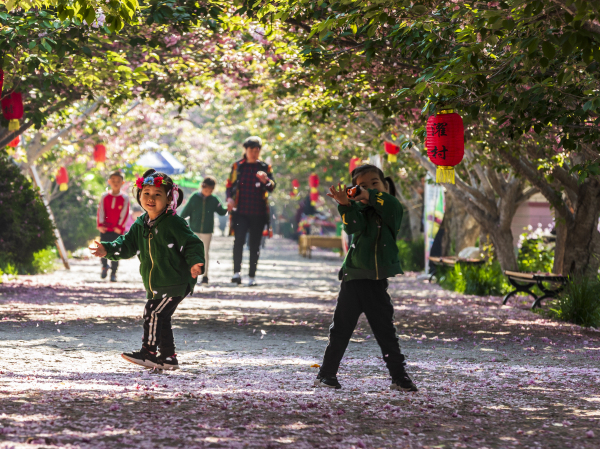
[1,236,599,448]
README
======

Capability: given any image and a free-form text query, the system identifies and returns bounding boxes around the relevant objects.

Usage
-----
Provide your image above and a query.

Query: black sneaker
[314,374,341,389]
[110,273,117,282]
[157,354,180,370]
[201,276,209,284]
[231,273,242,284]
[101,267,108,279]
[391,372,418,392]
[121,347,159,369]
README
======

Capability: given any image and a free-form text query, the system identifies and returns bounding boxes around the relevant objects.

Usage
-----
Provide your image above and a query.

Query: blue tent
[136,151,185,175]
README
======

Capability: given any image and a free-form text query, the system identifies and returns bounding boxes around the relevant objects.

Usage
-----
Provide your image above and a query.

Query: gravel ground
[1,236,599,449]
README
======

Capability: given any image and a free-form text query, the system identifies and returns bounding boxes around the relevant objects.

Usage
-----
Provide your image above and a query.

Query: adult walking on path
[226,136,276,286]
[179,176,228,284]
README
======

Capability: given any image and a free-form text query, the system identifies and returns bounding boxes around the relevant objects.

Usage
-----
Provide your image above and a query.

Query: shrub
[546,276,600,328]
[31,247,59,274]
[0,150,55,270]
[49,179,98,252]
[518,229,553,273]
[438,261,509,296]
[397,237,425,272]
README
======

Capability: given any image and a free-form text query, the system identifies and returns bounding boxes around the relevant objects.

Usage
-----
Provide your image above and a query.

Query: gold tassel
[436,166,455,184]
[8,119,19,132]
[59,183,68,191]
[387,153,397,163]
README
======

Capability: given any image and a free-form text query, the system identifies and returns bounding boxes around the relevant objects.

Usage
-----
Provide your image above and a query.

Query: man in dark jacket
[226,136,276,286]
[179,176,227,284]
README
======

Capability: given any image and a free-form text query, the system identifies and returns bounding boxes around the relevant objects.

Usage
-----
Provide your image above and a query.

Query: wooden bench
[299,235,343,258]
[503,271,568,309]
[428,256,484,282]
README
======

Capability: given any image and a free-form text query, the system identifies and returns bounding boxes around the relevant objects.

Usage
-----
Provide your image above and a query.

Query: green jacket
[338,189,404,281]
[179,192,227,234]
[102,210,205,300]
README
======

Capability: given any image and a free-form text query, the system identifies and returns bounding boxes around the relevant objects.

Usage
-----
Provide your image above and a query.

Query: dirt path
[1,236,599,448]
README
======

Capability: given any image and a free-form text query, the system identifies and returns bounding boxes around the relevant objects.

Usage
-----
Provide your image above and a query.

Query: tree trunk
[442,193,480,255]
[552,218,567,274]
[562,179,600,276]
[488,225,519,271]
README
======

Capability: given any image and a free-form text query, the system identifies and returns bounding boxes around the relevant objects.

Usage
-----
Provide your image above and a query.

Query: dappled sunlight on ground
[1,237,599,448]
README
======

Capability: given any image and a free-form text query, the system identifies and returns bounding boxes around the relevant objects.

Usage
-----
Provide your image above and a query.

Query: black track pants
[142,294,185,356]
[100,232,120,273]
[319,279,406,378]
[232,214,267,277]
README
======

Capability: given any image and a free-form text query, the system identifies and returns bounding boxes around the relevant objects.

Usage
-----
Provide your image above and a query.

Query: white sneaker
[247,277,257,286]
[231,273,242,284]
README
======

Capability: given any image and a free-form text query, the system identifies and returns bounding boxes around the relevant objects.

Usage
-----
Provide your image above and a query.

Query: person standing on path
[89,169,204,371]
[226,136,276,286]
[179,176,227,285]
[315,164,418,392]
[96,170,130,282]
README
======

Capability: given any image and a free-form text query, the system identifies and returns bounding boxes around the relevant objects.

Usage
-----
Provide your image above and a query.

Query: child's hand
[97,226,107,233]
[89,241,107,257]
[226,198,235,212]
[327,184,350,206]
[190,263,204,279]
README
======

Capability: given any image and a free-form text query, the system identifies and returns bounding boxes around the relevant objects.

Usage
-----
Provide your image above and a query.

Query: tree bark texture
[562,179,600,276]
[441,193,480,256]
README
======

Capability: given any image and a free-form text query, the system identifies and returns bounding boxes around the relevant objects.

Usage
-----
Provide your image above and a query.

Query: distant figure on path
[226,136,276,286]
[179,176,227,285]
[96,170,130,282]
[89,169,205,371]
[314,164,418,392]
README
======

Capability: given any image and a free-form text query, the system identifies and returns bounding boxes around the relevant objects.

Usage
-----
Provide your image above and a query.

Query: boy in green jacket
[90,169,205,370]
[315,164,418,392]
[179,176,227,284]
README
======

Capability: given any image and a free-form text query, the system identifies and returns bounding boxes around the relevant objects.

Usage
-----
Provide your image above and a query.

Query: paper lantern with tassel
[1,92,24,132]
[384,141,400,163]
[349,157,361,173]
[94,144,106,166]
[292,179,300,189]
[426,110,464,184]
[308,173,319,206]
[56,167,69,191]
[7,135,20,148]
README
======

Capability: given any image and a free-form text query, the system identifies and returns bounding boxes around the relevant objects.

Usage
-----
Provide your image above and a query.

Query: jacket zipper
[200,196,206,232]
[148,233,155,297]
[375,217,381,280]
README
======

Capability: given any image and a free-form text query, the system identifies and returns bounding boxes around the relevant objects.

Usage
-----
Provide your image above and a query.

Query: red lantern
[309,173,319,205]
[426,110,464,184]
[1,91,24,132]
[384,141,400,163]
[56,167,69,191]
[94,144,106,165]
[292,179,300,189]
[7,135,19,148]
[349,157,361,173]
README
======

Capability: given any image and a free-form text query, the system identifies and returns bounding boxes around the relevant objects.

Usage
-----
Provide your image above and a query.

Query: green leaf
[412,5,428,15]
[414,82,428,93]
[562,40,573,56]
[81,46,92,57]
[542,41,556,59]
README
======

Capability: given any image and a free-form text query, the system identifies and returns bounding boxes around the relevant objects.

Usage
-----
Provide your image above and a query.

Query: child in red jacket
[97,171,130,282]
